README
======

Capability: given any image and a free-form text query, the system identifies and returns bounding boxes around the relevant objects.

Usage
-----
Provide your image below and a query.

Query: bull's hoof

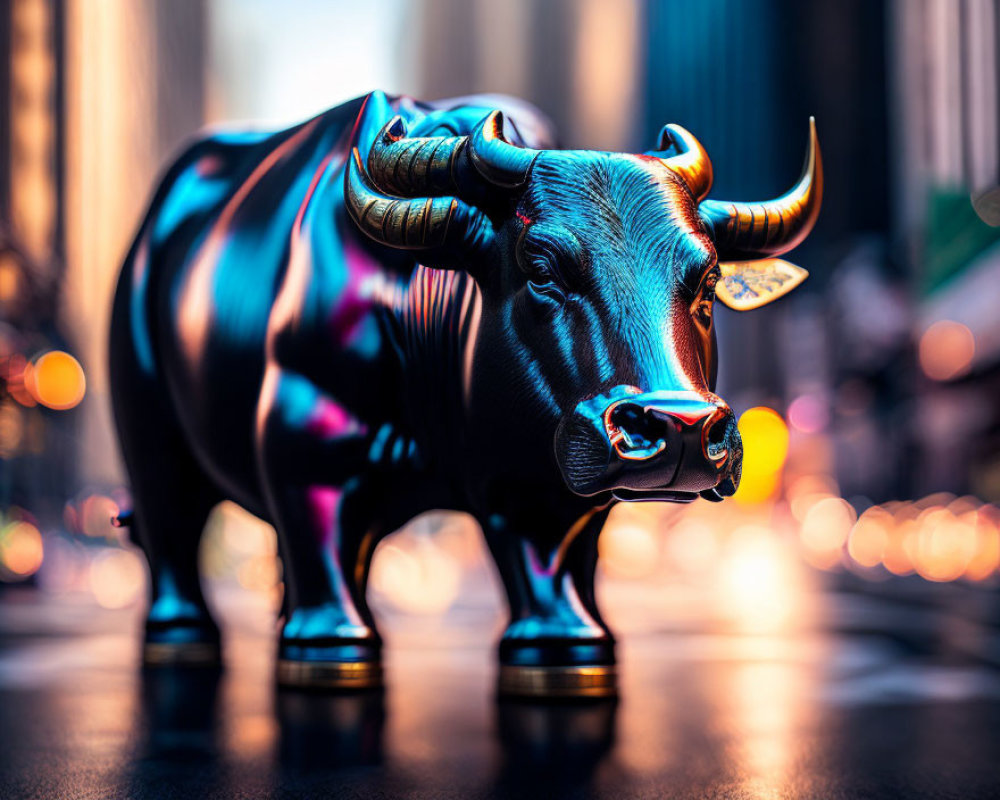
[143,617,221,667]
[497,664,617,699]
[276,659,383,690]
[143,640,221,667]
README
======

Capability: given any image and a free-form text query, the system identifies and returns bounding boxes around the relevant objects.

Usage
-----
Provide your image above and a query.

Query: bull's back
[111,90,555,508]
[112,99,369,507]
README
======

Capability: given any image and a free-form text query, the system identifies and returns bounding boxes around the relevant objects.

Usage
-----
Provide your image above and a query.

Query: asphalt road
[2,582,1000,799]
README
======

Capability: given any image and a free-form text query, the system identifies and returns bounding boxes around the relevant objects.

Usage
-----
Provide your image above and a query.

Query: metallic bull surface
[110,91,821,697]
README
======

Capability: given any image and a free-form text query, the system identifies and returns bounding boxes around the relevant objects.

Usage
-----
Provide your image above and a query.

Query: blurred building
[2,0,1000,528]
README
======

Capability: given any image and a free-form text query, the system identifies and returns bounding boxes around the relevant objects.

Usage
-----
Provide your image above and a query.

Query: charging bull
[110,91,821,697]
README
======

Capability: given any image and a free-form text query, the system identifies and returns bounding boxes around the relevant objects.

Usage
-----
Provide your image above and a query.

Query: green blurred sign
[924,187,1000,295]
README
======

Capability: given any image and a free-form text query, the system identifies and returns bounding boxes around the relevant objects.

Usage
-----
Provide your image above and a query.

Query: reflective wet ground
[3,578,1000,799]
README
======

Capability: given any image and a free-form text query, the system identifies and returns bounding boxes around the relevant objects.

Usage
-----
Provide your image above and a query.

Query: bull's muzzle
[555,386,742,501]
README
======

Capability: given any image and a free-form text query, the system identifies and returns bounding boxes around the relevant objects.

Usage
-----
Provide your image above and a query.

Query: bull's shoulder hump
[148,126,298,243]
[423,94,558,149]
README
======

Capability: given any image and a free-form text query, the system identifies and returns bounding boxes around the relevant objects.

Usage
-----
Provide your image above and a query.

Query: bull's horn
[367,116,472,197]
[345,147,493,256]
[467,111,539,189]
[656,124,713,202]
[700,117,823,260]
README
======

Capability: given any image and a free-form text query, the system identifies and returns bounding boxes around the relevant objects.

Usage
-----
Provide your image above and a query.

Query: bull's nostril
[703,412,731,463]
[607,402,669,461]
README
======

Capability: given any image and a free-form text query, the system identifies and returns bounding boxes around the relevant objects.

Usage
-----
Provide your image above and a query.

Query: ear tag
[715,258,809,311]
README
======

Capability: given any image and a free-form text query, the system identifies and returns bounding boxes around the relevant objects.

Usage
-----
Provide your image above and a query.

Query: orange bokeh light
[27,351,86,410]
[0,520,44,580]
[918,320,975,381]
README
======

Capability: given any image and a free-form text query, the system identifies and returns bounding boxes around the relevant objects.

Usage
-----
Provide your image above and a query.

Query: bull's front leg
[255,365,388,690]
[481,503,617,699]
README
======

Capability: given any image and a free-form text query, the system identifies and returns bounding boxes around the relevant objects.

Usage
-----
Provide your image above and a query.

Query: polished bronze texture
[276,659,384,691]
[109,91,822,698]
[497,665,617,699]
[699,117,823,260]
[142,641,221,668]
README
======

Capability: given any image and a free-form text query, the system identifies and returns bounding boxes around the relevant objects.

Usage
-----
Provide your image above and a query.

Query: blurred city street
[4,0,1000,797]
[3,525,1000,800]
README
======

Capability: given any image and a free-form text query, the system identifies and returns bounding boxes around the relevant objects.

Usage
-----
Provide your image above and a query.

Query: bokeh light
[0,520,44,580]
[0,253,19,303]
[599,522,659,579]
[664,517,720,574]
[716,524,800,633]
[734,407,789,505]
[918,320,975,381]
[369,532,462,615]
[27,350,86,410]
[787,393,829,434]
[800,497,856,570]
[89,548,145,608]
[847,506,891,568]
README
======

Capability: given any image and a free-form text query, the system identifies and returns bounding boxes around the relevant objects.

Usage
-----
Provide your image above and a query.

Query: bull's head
[345,110,822,503]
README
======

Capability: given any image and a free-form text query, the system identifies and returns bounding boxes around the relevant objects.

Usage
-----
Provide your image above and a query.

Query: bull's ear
[715,258,809,311]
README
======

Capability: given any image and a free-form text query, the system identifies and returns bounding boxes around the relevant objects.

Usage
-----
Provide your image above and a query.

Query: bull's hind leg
[256,367,385,690]
[112,389,223,667]
[483,505,617,699]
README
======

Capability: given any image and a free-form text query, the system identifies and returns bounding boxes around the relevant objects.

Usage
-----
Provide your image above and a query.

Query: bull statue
[110,91,821,698]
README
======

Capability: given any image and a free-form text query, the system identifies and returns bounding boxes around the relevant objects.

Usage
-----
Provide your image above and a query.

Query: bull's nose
[604,390,735,467]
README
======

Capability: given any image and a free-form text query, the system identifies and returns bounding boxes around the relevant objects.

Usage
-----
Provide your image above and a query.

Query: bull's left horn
[467,111,539,189]
[656,124,713,202]
[700,117,823,260]
[345,147,493,256]
[367,116,472,198]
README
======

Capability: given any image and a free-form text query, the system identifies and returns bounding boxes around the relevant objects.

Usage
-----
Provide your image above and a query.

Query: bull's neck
[376,264,481,472]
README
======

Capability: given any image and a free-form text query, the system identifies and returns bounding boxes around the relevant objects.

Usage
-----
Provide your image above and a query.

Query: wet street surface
[2,579,1000,799]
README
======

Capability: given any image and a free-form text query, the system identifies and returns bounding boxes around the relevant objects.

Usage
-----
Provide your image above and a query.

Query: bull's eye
[694,297,713,326]
[517,224,583,294]
[527,279,566,304]
[692,266,720,327]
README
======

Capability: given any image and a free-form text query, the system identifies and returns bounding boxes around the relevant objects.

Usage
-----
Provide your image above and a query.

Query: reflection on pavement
[2,570,1000,798]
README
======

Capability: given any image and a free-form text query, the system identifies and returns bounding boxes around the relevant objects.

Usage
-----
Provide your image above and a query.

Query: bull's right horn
[699,118,823,260]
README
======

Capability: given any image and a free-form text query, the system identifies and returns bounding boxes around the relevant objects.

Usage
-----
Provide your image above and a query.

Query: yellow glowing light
[733,470,780,505]
[0,520,44,579]
[739,407,790,474]
[28,351,86,410]
[733,407,789,505]
[599,522,659,579]
[89,548,145,608]
[919,320,975,381]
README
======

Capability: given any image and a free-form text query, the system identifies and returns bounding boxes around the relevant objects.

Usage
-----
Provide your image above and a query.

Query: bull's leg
[111,387,223,667]
[255,367,386,690]
[482,505,617,699]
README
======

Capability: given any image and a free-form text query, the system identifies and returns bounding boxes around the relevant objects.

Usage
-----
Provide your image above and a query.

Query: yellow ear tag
[715,259,809,311]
